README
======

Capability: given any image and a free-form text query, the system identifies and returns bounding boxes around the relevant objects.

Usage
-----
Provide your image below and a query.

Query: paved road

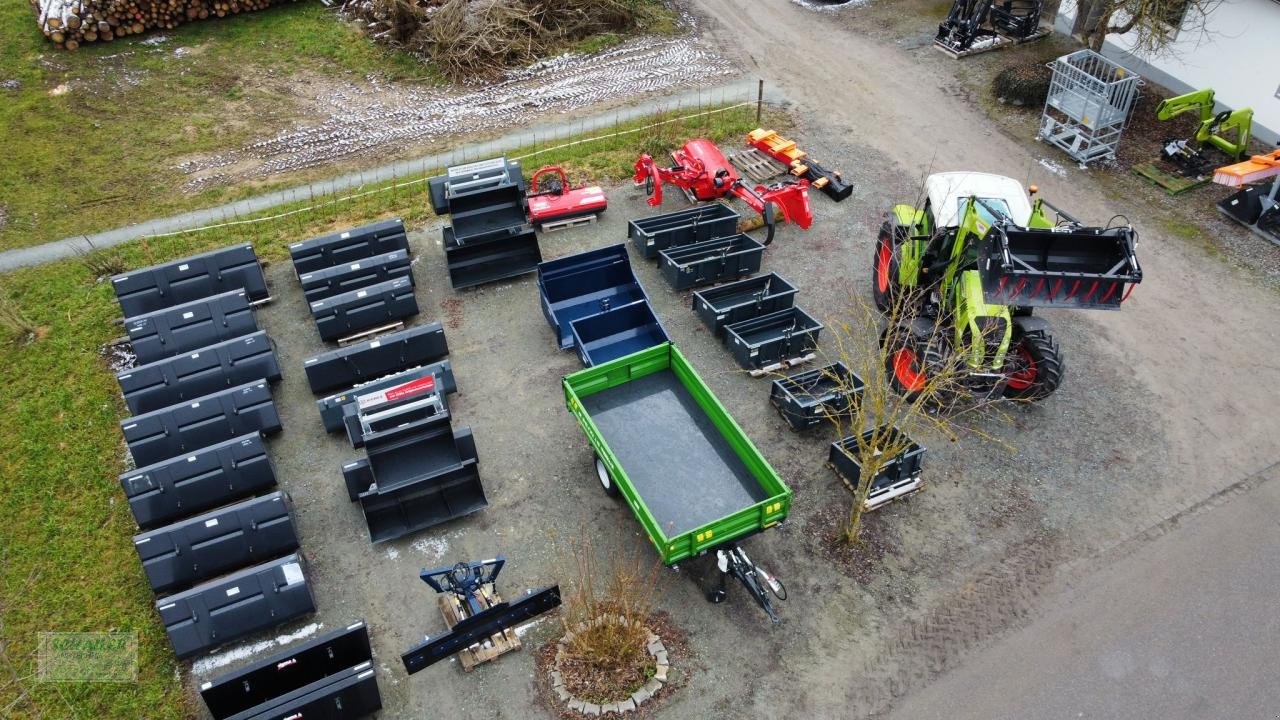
[888,465,1280,720]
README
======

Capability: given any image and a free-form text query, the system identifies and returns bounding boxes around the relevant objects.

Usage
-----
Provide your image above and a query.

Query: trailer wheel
[594,455,620,497]
[1002,331,1064,401]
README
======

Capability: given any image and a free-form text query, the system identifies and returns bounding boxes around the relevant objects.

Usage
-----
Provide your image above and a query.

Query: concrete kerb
[0,79,786,273]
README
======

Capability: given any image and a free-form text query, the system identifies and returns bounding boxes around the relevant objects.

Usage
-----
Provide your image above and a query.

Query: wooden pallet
[338,320,404,347]
[1132,163,1209,196]
[539,214,598,233]
[749,352,817,378]
[437,584,521,672]
[729,148,787,183]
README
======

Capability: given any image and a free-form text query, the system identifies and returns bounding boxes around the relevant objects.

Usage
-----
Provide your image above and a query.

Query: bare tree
[1070,0,1222,53]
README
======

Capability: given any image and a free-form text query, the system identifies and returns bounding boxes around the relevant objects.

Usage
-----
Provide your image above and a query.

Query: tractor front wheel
[883,329,949,402]
[872,225,901,312]
[1002,331,1064,401]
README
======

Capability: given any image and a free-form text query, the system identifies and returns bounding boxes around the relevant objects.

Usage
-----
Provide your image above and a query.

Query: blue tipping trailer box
[536,244,648,350]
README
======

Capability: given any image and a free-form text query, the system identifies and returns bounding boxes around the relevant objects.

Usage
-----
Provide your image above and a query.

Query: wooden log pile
[32,0,293,49]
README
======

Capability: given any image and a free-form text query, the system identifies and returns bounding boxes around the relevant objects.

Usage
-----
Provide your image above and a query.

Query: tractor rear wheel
[1002,331,1064,401]
[872,224,901,313]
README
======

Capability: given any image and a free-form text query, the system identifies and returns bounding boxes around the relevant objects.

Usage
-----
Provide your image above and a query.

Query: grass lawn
[0,102,774,718]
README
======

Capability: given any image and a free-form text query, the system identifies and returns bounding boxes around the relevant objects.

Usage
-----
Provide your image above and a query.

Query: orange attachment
[747,128,806,163]
[1213,149,1280,187]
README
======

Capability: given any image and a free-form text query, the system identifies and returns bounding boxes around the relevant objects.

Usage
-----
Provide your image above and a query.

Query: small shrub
[992,62,1051,107]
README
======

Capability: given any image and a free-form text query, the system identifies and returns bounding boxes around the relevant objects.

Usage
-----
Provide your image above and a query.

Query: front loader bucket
[980,225,1142,310]
[444,227,543,290]
[1217,186,1266,225]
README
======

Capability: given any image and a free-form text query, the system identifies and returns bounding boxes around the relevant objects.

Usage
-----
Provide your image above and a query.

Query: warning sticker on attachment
[282,562,304,586]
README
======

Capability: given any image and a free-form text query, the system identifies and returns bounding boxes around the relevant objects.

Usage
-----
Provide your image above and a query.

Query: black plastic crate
[111,244,268,318]
[692,272,797,339]
[570,300,669,367]
[200,621,379,720]
[723,307,823,370]
[769,362,864,431]
[133,491,298,594]
[118,331,280,415]
[443,227,542,290]
[980,225,1142,310]
[316,361,455,434]
[121,379,280,467]
[309,277,419,343]
[121,434,276,530]
[125,290,258,364]
[298,248,413,302]
[155,554,315,660]
[658,233,764,290]
[627,204,741,259]
[303,322,448,394]
[289,219,408,275]
[828,425,926,510]
[537,244,647,350]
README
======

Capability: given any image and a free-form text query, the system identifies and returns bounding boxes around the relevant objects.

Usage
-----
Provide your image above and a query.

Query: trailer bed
[581,371,766,536]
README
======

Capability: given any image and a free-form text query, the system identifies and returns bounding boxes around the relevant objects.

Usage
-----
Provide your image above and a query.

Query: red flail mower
[633,139,813,244]
[526,165,608,226]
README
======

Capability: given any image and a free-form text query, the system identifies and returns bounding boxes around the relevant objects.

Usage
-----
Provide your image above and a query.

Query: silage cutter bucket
[979,224,1142,310]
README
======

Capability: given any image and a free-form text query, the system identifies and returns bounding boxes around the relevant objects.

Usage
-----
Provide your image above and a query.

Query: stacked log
[32,0,294,49]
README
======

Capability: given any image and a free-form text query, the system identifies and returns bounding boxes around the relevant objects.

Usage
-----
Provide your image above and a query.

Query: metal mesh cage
[1039,49,1142,165]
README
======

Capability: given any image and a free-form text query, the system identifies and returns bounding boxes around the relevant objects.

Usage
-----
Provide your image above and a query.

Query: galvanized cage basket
[1039,49,1142,165]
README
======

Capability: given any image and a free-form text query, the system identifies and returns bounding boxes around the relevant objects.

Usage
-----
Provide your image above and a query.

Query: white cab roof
[924,172,1032,227]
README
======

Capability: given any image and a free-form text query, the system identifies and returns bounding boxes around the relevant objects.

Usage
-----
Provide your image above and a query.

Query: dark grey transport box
[692,272,797,339]
[769,362,864,431]
[828,425,926,511]
[658,233,764,290]
[723,307,823,370]
[627,204,740,260]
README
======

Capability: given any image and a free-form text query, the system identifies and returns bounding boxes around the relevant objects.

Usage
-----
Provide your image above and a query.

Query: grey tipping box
[303,321,448,394]
[298,249,413,302]
[118,331,281,415]
[121,380,281,467]
[133,492,298,595]
[200,621,380,720]
[657,233,764,290]
[125,290,258,364]
[111,244,268,318]
[309,276,419,343]
[289,219,408,275]
[692,273,797,339]
[155,553,315,660]
[121,434,277,530]
[316,361,455,434]
[627,204,741,259]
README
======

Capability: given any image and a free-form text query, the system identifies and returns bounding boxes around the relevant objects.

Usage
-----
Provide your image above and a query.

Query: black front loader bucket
[980,225,1142,310]
[401,586,562,674]
[444,227,543,290]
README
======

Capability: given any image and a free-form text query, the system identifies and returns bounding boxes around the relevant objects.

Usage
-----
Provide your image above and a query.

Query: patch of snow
[791,0,871,11]
[385,546,400,560]
[141,35,169,45]
[411,535,449,562]
[1037,157,1068,178]
[192,623,324,675]
[173,47,192,58]
[513,616,550,638]
[49,83,70,96]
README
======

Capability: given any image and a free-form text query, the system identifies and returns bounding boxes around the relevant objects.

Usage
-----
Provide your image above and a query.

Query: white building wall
[1055,0,1280,146]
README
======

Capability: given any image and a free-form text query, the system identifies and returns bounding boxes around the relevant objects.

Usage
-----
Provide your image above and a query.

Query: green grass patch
[0,102,778,718]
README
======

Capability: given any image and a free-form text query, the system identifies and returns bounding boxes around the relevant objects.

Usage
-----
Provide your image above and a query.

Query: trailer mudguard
[155,554,314,660]
[298,249,414,303]
[118,331,281,415]
[111,244,268,318]
[289,219,408,275]
[303,322,448,394]
[133,492,298,594]
[316,361,455,433]
[126,290,258,364]
[121,380,280,467]
[401,586,561,674]
[537,244,648,350]
[310,276,419,342]
[121,434,277,530]
[627,204,741,259]
[200,621,378,720]
[692,273,798,339]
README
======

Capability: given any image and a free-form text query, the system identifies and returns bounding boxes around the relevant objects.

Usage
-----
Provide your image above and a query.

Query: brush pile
[992,61,1052,107]
[345,0,657,82]
[31,0,295,49]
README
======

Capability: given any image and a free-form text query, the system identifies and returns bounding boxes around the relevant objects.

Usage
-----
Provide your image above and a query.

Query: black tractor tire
[1002,331,1065,401]
[872,223,902,313]
[882,324,950,402]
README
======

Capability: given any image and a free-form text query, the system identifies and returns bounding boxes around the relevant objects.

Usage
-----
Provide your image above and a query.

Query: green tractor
[872,172,1143,402]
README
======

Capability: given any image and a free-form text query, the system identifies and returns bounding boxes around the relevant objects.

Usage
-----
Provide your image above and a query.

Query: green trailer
[563,342,792,621]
